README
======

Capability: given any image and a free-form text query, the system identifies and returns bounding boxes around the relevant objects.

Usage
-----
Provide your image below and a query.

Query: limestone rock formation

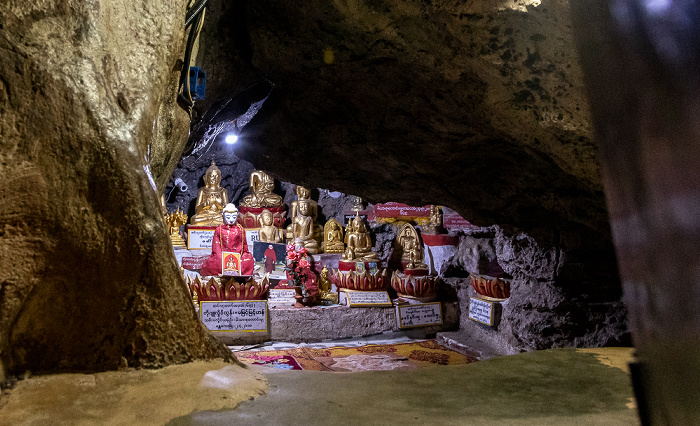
[194,0,605,241]
[0,0,233,378]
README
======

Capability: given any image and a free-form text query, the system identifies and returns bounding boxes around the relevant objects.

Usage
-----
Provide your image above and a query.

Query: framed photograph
[252,241,287,279]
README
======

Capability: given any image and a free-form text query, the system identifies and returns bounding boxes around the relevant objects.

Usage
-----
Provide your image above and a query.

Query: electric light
[225,133,238,144]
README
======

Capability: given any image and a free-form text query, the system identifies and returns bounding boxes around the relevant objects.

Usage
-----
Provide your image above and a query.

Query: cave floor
[0,347,637,426]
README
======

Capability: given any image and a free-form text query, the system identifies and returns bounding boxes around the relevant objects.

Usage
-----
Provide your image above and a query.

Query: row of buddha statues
[178,161,431,267]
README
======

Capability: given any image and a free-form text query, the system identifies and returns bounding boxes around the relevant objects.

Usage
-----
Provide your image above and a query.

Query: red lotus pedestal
[237,206,286,229]
[469,274,511,300]
[390,270,440,302]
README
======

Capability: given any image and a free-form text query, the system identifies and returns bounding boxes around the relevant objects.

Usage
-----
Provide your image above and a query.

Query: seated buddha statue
[288,200,320,254]
[318,266,338,305]
[322,218,345,253]
[190,161,228,226]
[258,209,281,243]
[343,212,379,261]
[240,170,284,208]
[286,185,321,247]
[397,223,428,269]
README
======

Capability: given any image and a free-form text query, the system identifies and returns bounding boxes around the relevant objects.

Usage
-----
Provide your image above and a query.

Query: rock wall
[193,0,608,242]
[444,227,629,352]
[0,1,232,379]
[572,1,700,422]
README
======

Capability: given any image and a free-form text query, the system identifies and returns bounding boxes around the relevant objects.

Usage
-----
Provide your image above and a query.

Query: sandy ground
[0,360,266,426]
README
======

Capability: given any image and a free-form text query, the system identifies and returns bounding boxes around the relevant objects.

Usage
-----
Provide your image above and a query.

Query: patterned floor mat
[236,340,477,372]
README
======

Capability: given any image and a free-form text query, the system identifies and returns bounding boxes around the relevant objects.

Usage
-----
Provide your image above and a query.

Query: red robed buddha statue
[199,203,255,277]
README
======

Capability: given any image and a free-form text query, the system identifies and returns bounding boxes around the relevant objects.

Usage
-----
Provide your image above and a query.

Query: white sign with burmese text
[188,229,215,250]
[200,301,268,332]
[268,288,297,307]
[468,297,494,326]
[396,302,443,329]
[345,290,392,307]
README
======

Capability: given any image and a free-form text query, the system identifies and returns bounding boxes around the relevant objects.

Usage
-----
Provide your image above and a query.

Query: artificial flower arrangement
[285,244,319,304]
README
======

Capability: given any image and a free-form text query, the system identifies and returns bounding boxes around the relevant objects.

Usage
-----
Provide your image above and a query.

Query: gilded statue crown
[205,161,221,177]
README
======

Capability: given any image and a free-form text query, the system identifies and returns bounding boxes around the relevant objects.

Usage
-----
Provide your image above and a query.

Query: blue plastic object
[188,67,206,100]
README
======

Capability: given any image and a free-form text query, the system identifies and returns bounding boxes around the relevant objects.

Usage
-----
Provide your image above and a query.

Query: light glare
[225,133,238,144]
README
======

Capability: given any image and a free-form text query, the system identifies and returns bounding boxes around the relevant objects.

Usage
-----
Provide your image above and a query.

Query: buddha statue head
[298,200,311,217]
[260,209,273,227]
[222,203,238,225]
[295,185,311,200]
[352,214,367,233]
[204,161,222,187]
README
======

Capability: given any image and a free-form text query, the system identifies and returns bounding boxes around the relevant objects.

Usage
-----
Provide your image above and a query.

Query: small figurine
[351,196,364,212]
[190,161,228,226]
[343,212,379,261]
[322,218,345,253]
[318,266,338,305]
[258,209,282,243]
[422,205,445,235]
[397,223,428,269]
[240,170,284,208]
[199,203,255,276]
[165,208,188,248]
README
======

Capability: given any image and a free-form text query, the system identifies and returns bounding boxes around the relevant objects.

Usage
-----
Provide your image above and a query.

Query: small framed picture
[222,252,241,276]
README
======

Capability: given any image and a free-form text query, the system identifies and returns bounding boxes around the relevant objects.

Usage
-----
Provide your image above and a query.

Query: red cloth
[200,224,254,276]
[264,247,277,273]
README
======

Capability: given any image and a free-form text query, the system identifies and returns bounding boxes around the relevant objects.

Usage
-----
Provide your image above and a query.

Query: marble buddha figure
[258,209,281,243]
[190,161,228,226]
[289,200,319,253]
[343,212,379,261]
[322,218,345,253]
[240,170,284,208]
[398,223,428,269]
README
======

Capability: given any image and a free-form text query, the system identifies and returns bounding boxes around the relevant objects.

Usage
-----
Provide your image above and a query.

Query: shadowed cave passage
[7,0,700,423]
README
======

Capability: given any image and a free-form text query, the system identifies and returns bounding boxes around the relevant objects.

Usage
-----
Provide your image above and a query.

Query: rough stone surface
[213,303,460,345]
[572,1,700,422]
[194,0,608,243]
[0,1,233,377]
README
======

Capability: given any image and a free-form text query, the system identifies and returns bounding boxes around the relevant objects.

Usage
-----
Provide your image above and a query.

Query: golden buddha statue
[422,205,445,235]
[397,223,428,269]
[322,218,345,253]
[286,185,322,252]
[165,208,188,247]
[258,209,281,243]
[343,212,379,261]
[289,186,318,220]
[288,200,321,253]
[319,266,338,305]
[240,170,284,208]
[190,161,228,226]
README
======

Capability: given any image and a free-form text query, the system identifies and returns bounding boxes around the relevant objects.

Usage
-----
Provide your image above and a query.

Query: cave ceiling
[186,0,607,245]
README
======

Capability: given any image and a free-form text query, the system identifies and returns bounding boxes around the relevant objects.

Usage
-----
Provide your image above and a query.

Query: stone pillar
[572,1,700,423]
